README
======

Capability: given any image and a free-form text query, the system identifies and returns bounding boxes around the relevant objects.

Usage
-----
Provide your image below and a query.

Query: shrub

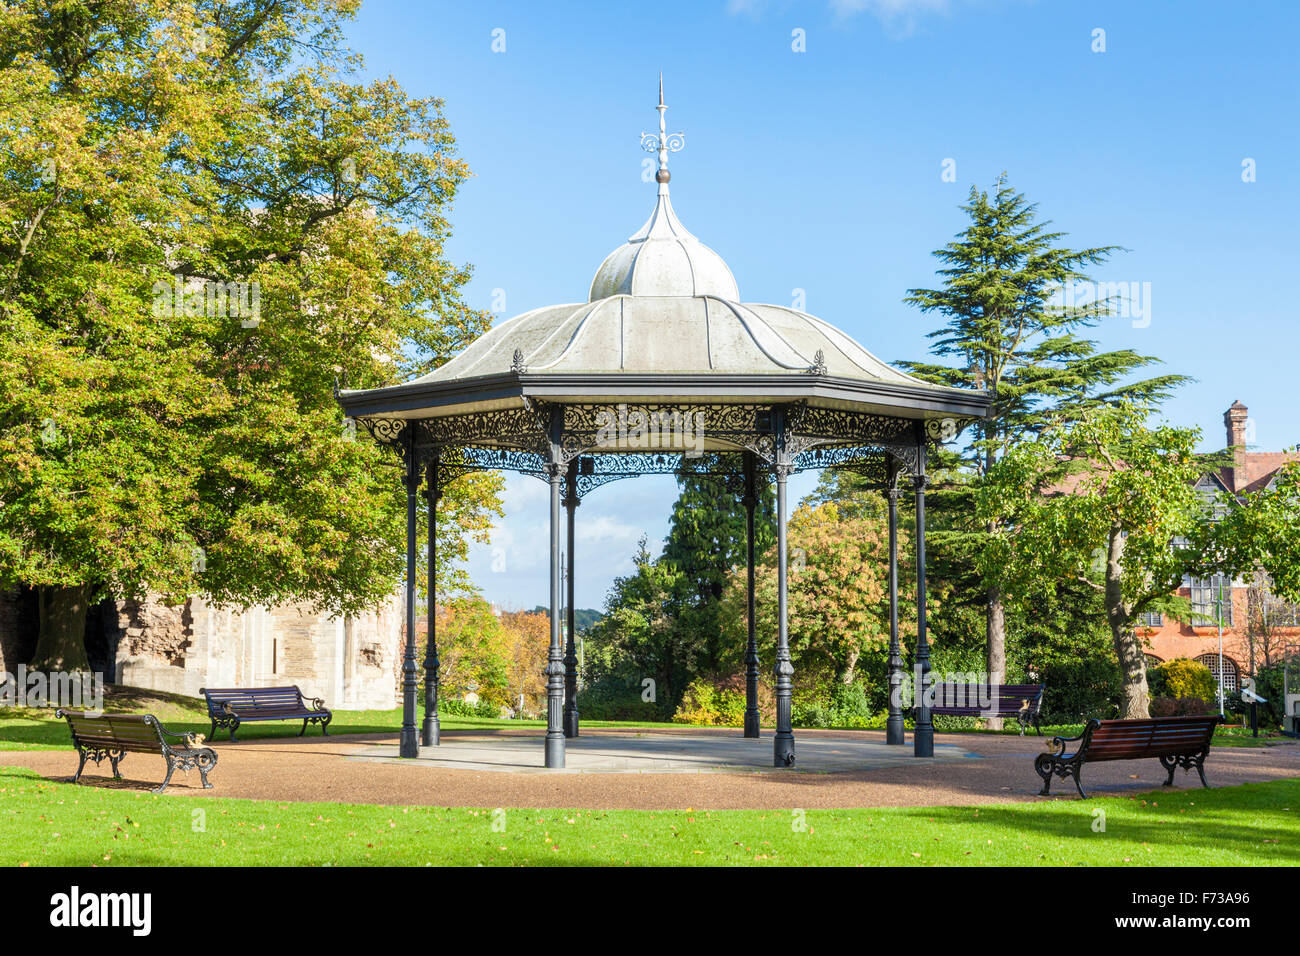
[827,682,875,728]
[672,678,746,726]
[792,701,830,728]
[438,697,501,719]
[579,675,661,722]
[1149,659,1218,702]
[1032,656,1121,723]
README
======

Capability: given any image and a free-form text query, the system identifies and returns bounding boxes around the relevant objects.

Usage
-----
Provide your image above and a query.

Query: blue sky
[343,0,1300,609]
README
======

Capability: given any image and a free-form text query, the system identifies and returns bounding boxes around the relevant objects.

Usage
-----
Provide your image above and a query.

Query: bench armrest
[1044,721,1095,756]
[305,696,328,711]
[156,722,193,740]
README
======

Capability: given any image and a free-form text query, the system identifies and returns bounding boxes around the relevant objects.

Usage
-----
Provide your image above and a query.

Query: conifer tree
[899,176,1185,722]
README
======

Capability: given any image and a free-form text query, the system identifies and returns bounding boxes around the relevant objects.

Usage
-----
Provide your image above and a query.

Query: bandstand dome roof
[337,82,989,428]
[420,181,923,385]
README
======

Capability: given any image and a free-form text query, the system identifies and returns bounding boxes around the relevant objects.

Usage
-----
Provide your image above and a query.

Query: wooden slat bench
[1034,714,1222,798]
[56,710,217,794]
[200,686,332,742]
[925,682,1046,735]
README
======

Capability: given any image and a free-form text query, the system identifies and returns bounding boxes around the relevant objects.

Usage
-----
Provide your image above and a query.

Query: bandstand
[336,81,990,768]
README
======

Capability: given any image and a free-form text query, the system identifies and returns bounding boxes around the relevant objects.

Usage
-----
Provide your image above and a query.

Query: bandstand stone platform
[347,730,981,774]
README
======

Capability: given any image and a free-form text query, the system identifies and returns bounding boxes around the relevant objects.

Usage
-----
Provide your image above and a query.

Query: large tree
[900,176,1185,723]
[1216,460,1300,604]
[660,456,775,673]
[585,536,689,718]
[0,0,499,671]
[979,406,1223,718]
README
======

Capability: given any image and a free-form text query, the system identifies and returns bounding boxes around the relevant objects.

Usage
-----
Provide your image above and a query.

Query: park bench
[201,685,332,742]
[1034,714,1222,798]
[56,709,217,794]
[925,682,1046,735]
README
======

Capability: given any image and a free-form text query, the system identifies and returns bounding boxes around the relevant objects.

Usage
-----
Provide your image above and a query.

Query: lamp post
[1217,576,1226,719]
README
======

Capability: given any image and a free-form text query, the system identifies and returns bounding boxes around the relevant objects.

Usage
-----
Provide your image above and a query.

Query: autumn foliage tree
[719,495,920,704]
[0,0,500,671]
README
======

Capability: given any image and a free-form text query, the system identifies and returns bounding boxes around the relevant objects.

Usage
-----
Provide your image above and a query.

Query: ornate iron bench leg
[209,719,217,741]
[320,713,331,736]
[72,749,88,784]
[1034,716,1043,737]
[1195,753,1210,789]
[109,750,124,779]
[1159,755,1178,787]
[228,719,239,743]
[299,718,308,737]
[197,750,217,789]
[1071,766,1087,799]
[1034,754,1054,795]
[154,755,177,794]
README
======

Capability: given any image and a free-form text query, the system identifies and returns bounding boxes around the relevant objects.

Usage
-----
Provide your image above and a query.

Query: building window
[1139,610,1163,628]
[1189,576,1233,626]
[1263,597,1300,627]
[1144,653,1164,668]
[1196,653,1239,694]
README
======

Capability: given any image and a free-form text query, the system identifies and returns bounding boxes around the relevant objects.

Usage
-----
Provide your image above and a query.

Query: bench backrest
[1083,715,1221,762]
[201,686,305,713]
[930,682,1045,713]
[58,711,166,754]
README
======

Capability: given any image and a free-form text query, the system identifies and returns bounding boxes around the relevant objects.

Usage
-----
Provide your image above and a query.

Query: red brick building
[1139,401,1300,688]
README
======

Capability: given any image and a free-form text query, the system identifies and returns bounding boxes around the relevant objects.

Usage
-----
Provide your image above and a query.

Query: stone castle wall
[114,593,402,710]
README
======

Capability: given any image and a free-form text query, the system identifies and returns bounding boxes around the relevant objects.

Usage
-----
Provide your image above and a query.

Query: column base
[544,734,566,769]
[773,733,795,767]
[743,712,761,738]
[913,713,934,757]
[421,715,440,747]
[563,710,579,738]
[886,713,905,745]
[399,727,419,759]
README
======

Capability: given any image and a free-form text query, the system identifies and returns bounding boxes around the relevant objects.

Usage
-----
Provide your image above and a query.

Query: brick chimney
[1223,400,1249,492]
[1224,400,1249,448]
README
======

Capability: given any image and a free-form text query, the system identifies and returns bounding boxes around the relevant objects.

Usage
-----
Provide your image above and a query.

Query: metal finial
[640,73,684,186]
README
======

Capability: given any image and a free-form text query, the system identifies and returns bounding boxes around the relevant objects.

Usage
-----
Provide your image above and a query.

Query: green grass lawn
[0,766,1294,866]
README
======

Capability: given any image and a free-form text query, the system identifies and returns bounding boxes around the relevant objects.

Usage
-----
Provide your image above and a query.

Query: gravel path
[5,728,1298,809]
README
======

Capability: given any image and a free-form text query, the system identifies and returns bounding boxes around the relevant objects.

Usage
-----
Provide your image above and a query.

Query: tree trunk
[840,647,860,685]
[985,587,1006,729]
[31,585,92,672]
[1104,528,1149,718]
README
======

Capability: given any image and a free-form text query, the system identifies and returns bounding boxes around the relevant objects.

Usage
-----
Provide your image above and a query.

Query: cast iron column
[886,467,905,746]
[563,460,580,738]
[773,410,795,767]
[913,445,934,758]
[544,412,566,769]
[399,428,420,759]
[421,453,440,747]
[742,451,760,739]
